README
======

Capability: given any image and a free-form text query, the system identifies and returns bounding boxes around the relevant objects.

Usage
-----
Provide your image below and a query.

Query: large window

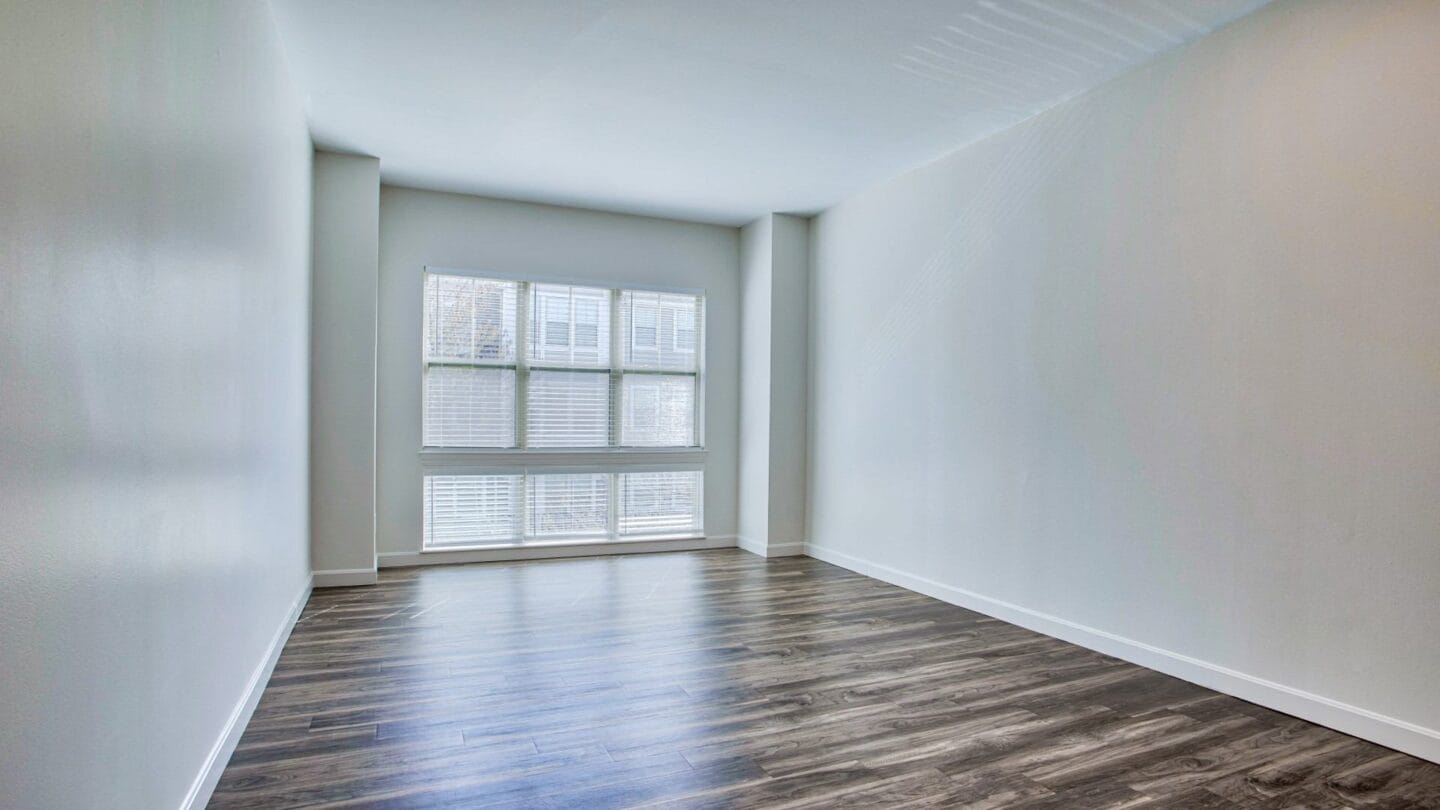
[421,271,705,548]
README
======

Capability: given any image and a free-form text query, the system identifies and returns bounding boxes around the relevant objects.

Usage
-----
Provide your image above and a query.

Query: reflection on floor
[211,550,1440,808]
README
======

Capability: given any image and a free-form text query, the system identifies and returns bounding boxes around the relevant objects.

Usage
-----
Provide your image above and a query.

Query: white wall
[738,217,774,555]
[377,187,740,555]
[808,0,1440,759]
[0,2,313,808]
[311,151,379,585]
[738,214,809,557]
[768,214,809,553]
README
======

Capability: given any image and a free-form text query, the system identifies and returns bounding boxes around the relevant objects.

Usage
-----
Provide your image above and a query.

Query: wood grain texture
[211,550,1440,808]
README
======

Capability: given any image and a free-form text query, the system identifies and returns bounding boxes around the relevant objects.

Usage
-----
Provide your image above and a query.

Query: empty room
[4,0,1440,807]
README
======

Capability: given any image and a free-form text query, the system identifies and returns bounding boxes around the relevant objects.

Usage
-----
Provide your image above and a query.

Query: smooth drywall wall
[808,0,1440,751]
[738,214,809,557]
[767,214,809,553]
[311,151,379,585]
[377,187,740,554]
[737,216,774,555]
[0,2,313,807]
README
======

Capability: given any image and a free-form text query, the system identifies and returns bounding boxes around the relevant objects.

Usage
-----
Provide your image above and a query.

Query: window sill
[419,446,705,455]
[422,532,706,554]
[419,447,707,471]
[379,534,734,568]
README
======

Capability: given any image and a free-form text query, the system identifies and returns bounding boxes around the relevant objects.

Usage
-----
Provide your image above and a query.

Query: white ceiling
[271,0,1270,225]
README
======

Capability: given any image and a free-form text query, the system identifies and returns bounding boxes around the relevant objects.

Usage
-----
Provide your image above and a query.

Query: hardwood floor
[211,550,1440,808]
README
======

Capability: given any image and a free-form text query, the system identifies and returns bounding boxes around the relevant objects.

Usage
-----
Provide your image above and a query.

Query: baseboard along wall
[312,567,379,588]
[803,543,1440,766]
[182,575,312,810]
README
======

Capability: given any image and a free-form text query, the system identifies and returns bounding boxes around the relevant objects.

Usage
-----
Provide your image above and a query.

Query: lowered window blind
[424,365,516,447]
[423,474,523,547]
[423,273,703,450]
[524,283,613,448]
[425,274,518,363]
[619,290,701,372]
[421,272,707,551]
[528,283,610,368]
[423,470,703,547]
[617,471,702,536]
[527,473,610,538]
[618,289,701,448]
[620,374,696,446]
[423,274,519,448]
[526,370,610,447]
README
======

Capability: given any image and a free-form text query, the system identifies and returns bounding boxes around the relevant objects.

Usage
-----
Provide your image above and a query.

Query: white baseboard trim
[313,567,378,588]
[804,543,1440,765]
[379,535,737,568]
[736,535,766,557]
[182,574,312,810]
[738,536,806,558]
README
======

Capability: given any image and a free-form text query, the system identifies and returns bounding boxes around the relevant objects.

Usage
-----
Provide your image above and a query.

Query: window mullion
[609,288,623,448]
[568,287,577,363]
[694,297,705,448]
[515,281,529,449]
[608,471,620,540]
[518,473,531,545]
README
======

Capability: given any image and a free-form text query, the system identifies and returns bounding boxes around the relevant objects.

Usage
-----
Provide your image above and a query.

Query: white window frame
[419,266,707,550]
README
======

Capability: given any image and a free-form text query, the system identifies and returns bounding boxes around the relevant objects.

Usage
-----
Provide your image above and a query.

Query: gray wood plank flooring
[210,550,1440,808]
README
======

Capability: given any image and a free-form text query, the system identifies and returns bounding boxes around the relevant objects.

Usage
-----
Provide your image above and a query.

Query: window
[421,271,705,548]
[423,470,704,548]
[423,276,702,450]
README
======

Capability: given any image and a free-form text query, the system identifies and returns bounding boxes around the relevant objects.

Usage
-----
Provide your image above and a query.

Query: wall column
[310,151,380,585]
[738,213,809,557]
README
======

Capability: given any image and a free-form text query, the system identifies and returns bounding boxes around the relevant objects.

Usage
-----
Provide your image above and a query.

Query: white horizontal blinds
[420,274,707,550]
[426,274,518,362]
[423,474,523,547]
[525,371,610,447]
[621,374,696,446]
[617,471,703,536]
[618,290,701,447]
[525,283,614,447]
[423,273,519,447]
[619,290,700,371]
[526,473,610,538]
[423,366,516,447]
[527,283,610,368]
[422,471,702,548]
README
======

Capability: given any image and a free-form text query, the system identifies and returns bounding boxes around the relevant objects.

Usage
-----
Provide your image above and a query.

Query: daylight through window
[421,272,705,547]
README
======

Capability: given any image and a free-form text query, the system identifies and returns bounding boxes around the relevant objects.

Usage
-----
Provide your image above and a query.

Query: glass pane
[423,366,516,447]
[618,471,702,536]
[621,290,699,371]
[525,370,610,448]
[424,274,518,362]
[423,475,522,547]
[526,473,610,538]
[621,374,695,446]
[528,283,610,368]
